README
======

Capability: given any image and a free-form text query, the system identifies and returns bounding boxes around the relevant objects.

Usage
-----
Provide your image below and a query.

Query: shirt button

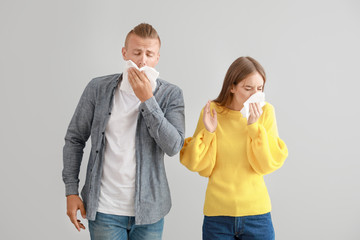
[109,112,111,115]
[96,150,99,153]
[141,109,144,112]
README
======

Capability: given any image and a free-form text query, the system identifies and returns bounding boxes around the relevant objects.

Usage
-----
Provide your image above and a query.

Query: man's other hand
[66,195,86,232]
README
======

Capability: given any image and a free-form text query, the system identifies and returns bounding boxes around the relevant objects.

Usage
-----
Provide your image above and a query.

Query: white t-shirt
[97,87,140,216]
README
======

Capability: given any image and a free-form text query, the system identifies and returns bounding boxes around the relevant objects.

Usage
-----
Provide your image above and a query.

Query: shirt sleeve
[246,103,288,175]
[140,86,185,157]
[62,79,97,196]
[180,108,217,177]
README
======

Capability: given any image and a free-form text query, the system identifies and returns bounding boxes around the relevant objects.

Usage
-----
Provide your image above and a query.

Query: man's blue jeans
[88,212,164,240]
[203,212,275,240]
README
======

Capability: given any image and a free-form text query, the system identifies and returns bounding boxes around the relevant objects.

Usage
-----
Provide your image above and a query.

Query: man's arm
[62,79,97,231]
[140,90,185,156]
[128,68,185,156]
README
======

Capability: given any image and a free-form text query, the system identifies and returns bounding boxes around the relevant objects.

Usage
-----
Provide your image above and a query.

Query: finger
[80,204,86,219]
[77,220,86,230]
[256,102,263,115]
[128,68,136,80]
[131,68,143,81]
[249,103,255,117]
[212,109,217,119]
[128,68,134,81]
[251,103,258,116]
[205,101,210,114]
[248,103,252,114]
[70,213,81,231]
[128,69,138,87]
[254,102,262,116]
[203,102,210,123]
[138,70,149,82]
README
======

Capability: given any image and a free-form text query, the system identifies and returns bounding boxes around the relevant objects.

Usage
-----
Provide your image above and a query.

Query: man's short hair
[125,23,161,48]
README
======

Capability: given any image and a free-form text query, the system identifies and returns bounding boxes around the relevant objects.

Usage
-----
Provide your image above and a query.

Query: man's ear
[121,47,127,60]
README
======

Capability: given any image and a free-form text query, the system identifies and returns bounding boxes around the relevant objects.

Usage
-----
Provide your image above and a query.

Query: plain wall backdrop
[1,0,359,239]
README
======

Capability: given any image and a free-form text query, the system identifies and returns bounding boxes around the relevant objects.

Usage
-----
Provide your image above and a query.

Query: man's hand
[247,102,263,125]
[128,68,153,102]
[66,195,86,232]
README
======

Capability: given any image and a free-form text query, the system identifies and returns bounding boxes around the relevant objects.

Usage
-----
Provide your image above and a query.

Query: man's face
[122,34,160,68]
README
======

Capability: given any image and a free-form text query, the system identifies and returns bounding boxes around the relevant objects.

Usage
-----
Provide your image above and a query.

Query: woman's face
[229,71,264,110]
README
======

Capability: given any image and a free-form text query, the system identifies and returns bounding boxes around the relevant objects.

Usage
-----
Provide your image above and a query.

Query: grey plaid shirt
[62,74,185,225]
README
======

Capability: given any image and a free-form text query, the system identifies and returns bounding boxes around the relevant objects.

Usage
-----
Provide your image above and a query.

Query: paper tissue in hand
[240,92,266,119]
[120,60,159,94]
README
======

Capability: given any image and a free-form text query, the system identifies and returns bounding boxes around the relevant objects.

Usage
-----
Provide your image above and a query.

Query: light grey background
[1,0,359,239]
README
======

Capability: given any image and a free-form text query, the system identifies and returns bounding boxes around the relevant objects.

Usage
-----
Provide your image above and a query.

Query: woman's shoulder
[210,101,225,110]
[263,102,275,112]
[262,102,277,120]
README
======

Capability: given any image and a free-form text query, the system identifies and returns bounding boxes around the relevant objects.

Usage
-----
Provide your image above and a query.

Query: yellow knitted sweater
[180,102,288,216]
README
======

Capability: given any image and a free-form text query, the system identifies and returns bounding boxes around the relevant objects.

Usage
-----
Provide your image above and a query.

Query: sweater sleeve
[246,103,288,175]
[180,108,217,177]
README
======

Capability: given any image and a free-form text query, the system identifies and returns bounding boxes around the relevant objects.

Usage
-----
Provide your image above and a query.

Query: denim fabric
[89,212,164,240]
[63,74,185,224]
[203,213,275,240]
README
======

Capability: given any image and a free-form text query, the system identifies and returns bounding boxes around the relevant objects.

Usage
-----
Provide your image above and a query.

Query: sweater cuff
[65,183,79,196]
[139,96,160,115]
[247,122,260,139]
[202,129,216,145]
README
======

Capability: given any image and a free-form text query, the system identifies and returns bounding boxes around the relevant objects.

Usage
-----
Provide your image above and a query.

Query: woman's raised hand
[247,102,263,125]
[203,101,217,133]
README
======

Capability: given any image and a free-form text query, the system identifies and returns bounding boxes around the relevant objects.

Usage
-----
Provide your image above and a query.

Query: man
[62,23,185,240]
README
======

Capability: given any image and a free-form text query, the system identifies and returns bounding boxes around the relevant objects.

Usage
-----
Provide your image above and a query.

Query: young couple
[62,23,288,240]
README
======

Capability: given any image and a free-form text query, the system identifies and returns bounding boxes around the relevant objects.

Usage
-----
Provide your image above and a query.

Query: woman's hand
[203,101,217,133]
[247,102,263,125]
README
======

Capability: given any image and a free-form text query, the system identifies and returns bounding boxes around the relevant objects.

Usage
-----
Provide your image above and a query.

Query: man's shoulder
[157,78,182,93]
[88,73,121,88]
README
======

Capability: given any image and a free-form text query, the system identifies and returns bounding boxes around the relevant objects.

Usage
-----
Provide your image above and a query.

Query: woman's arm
[180,104,217,177]
[247,103,288,175]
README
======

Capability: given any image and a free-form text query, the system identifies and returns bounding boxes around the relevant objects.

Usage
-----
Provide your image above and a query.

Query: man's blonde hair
[125,23,161,48]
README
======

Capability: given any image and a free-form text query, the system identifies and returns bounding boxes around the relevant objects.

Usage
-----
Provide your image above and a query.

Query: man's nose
[138,54,147,68]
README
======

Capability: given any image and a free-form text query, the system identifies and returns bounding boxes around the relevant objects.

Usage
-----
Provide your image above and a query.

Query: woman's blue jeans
[88,212,164,240]
[203,212,275,240]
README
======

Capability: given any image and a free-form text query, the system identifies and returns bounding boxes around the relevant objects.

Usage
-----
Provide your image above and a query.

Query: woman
[180,56,288,240]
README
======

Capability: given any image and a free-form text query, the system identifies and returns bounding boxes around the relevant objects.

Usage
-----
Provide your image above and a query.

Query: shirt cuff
[65,183,79,196]
[139,96,160,115]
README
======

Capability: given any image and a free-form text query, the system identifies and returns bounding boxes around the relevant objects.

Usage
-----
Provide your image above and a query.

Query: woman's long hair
[214,56,266,107]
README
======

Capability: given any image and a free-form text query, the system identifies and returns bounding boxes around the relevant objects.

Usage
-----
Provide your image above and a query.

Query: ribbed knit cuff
[202,128,216,145]
[247,122,260,139]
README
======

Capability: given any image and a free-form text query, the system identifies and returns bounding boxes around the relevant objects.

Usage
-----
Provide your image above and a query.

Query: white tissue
[240,92,266,119]
[120,60,159,94]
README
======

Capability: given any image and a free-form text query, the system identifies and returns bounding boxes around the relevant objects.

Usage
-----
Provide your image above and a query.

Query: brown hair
[124,23,161,48]
[213,56,266,107]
